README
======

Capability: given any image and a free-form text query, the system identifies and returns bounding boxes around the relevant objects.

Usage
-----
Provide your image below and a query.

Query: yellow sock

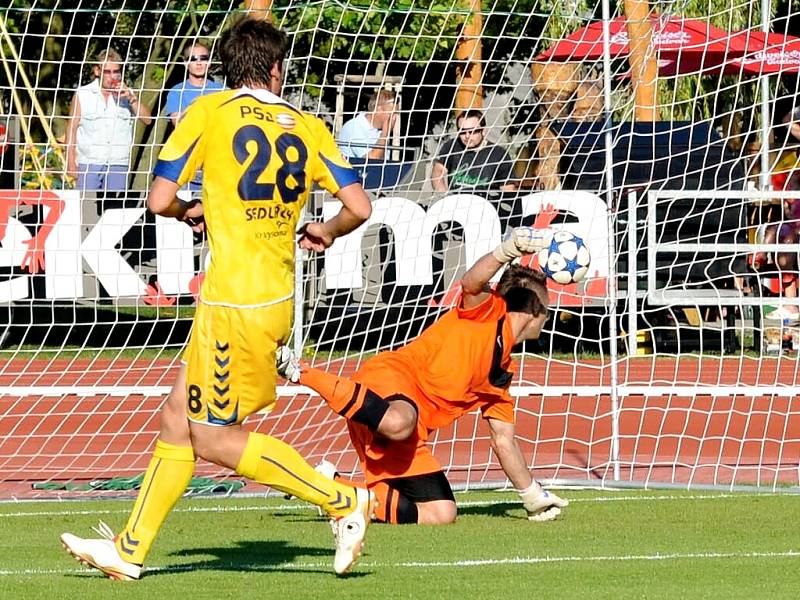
[116,440,195,564]
[236,432,357,518]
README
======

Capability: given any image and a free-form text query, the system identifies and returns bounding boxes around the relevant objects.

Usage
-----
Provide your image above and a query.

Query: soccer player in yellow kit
[61,18,375,578]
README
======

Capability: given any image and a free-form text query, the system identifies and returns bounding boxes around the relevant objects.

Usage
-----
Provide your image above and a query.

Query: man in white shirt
[338,89,397,160]
[65,49,153,196]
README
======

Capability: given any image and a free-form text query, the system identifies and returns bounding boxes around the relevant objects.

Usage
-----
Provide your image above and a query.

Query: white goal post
[0,2,799,497]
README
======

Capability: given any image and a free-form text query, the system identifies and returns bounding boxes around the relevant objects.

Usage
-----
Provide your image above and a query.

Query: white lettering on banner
[0,189,608,301]
[80,208,149,297]
[0,216,31,301]
[323,194,501,288]
[156,189,196,295]
[155,214,195,295]
[0,190,82,299]
[323,191,609,289]
[426,195,502,279]
[44,190,82,298]
[0,190,199,299]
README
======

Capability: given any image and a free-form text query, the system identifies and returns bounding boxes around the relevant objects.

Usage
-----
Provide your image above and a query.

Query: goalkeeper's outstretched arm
[459,252,506,309]
[487,417,535,490]
[487,417,568,521]
[461,226,547,309]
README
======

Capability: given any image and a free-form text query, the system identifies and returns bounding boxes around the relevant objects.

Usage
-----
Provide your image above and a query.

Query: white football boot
[61,522,141,580]
[332,487,377,575]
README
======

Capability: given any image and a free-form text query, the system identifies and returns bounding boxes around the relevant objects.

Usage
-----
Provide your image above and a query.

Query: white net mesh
[1,1,799,498]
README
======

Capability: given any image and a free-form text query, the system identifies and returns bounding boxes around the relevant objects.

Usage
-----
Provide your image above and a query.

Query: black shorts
[385,470,455,503]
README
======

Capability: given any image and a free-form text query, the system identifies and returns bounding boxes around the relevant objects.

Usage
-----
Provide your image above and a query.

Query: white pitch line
[0,492,783,519]
[3,550,799,577]
[392,550,800,568]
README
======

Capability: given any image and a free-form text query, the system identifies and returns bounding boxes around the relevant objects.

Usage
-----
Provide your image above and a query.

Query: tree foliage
[0,0,796,187]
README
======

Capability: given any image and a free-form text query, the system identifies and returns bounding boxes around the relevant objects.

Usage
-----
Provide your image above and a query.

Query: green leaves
[279,0,462,66]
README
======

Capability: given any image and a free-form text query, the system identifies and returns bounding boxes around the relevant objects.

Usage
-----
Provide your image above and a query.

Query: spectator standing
[164,42,225,191]
[431,109,516,192]
[65,49,152,198]
[164,42,224,127]
[338,89,397,160]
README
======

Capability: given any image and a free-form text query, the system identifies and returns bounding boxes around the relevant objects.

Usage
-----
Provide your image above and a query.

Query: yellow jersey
[153,87,360,306]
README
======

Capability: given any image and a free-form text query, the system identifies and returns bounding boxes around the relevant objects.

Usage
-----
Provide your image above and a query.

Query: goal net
[0,0,799,499]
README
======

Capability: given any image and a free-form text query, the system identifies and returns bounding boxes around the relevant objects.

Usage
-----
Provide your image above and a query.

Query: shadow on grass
[457,501,526,519]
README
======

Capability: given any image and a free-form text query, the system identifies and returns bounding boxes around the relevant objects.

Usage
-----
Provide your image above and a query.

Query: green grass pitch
[1,489,798,599]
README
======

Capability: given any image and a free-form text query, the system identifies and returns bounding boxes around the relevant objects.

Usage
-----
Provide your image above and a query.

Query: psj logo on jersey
[239,106,275,122]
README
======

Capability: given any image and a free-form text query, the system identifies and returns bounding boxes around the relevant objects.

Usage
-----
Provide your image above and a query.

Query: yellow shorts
[183,299,293,426]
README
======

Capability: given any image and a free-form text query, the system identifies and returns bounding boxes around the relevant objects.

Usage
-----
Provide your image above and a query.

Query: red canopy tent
[724,30,800,75]
[649,31,800,77]
[537,16,800,78]
[536,15,747,63]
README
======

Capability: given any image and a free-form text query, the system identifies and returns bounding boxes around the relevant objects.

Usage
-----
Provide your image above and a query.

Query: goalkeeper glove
[518,482,569,522]
[492,227,547,263]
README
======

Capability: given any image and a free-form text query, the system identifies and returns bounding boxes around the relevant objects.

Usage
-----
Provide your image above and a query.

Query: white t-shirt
[338,112,380,159]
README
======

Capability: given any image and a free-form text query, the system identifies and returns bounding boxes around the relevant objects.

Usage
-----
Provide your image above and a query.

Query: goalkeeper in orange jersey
[60,17,376,580]
[278,226,569,525]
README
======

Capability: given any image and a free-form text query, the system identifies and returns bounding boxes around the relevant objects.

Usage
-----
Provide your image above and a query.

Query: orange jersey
[353,292,517,433]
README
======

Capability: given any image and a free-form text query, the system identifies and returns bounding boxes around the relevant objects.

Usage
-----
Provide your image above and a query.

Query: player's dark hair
[496,264,549,317]
[456,109,486,129]
[219,18,288,88]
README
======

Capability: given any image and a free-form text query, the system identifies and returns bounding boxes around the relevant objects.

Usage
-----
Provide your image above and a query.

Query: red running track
[0,357,798,498]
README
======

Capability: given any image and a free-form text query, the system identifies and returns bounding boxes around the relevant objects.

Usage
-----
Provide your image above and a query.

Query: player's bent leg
[416,500,458,525]
[373,471,456,525]
[295,363,414,435]
[377,398,418,441]
[279,346,418,439]
[61,367,196,578]
[192,423,376,575]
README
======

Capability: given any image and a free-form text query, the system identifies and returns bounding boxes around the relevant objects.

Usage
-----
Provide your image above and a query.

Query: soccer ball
[537,231,591,285]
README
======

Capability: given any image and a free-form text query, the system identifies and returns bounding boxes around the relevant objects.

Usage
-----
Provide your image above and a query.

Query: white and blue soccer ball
[537,231,591,285]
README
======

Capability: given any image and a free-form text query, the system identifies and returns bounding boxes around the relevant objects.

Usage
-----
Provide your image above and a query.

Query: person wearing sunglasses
[431,109,517,193]
[163,42,225,194]
[164,42,225,128]
[65,48,153,196]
